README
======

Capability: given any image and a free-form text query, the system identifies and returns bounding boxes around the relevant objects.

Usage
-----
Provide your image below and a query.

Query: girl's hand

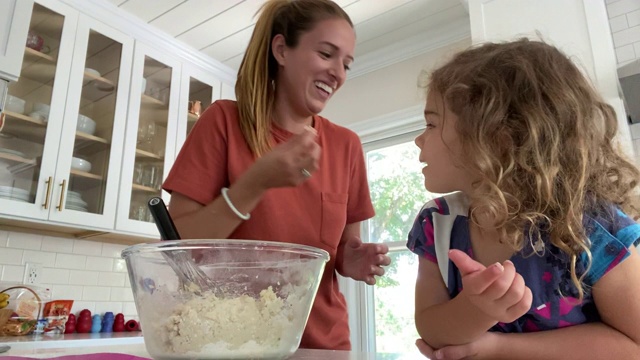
[415,332,501,360]
[249,126,320,189]
[449,249,532,324]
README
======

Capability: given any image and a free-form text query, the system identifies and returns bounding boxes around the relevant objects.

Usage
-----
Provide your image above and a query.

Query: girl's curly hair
[425,38,639,300]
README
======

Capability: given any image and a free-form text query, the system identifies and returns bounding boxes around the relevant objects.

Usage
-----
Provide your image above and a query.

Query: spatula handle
[148,197,181,240]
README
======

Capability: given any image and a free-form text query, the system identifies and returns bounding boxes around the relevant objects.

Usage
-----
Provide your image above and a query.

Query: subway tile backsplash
[0,230,138,320]
[608,0,640,65]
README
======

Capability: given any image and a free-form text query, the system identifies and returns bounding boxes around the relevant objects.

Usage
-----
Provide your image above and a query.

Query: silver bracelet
[221,187,250,220]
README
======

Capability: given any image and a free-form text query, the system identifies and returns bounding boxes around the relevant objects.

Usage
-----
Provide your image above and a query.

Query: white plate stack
[66,191,88,212]
[0,186,32,202]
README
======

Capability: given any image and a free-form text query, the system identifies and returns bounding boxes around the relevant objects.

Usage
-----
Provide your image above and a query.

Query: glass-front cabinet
[47,16,133,228]
[0,0,78,220]
[0,0,133,230]
[175,65,221,150]
[116,42,180,235]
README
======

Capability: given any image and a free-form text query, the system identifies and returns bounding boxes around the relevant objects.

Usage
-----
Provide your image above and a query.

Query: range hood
[618,59,640,124]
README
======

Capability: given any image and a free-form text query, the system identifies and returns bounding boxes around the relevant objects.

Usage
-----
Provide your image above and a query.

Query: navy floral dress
[407,192,640,332]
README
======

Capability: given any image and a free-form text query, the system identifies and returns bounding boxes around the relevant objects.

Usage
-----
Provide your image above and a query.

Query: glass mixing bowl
[122,239,329,360]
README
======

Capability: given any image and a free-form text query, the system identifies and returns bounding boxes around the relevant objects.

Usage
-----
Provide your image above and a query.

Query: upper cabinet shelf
[141,93,166,109]
[24,47,55,62]
[2,110,47,143]
[21,46,56,85]
[0,151,36,166]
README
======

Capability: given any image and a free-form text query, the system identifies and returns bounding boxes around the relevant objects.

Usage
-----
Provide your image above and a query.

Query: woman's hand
[449,249,532,324]
[247,126,321,189]
[337,236,390,285]
[415,332,501,360]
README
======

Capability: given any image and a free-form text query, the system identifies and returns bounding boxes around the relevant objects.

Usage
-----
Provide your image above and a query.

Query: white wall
[0,230,137,320]
[607,0,640,65]
[322,39,471,127]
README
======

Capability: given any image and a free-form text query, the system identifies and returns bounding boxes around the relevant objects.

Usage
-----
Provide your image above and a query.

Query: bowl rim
[121,239,330,262]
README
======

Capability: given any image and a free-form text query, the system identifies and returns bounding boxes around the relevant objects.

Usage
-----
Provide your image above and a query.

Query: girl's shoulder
[418,192,469,220]
[581,203,640,285]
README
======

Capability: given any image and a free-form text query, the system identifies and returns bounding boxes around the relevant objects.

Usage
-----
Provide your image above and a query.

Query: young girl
[162,0,389,350]
[408,39,640,359]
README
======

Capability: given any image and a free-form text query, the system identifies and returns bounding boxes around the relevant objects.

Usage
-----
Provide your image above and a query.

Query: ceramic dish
[0,195,29,202]
[84,68,101,78]
[76,114,97,135]
[28,111,47,123]
[66,197,88,207]
[66,205,88,212]
[0,148,27,158]
[0,186,30,195]
[5,95,25,114]
[67,191,83,199]
[71,157,92,172]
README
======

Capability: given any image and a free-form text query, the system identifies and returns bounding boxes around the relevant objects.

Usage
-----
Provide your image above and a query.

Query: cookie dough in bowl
[122,239,329,360]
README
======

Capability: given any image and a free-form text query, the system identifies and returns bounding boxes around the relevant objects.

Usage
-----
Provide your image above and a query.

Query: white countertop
[3,346,417,359]
[0,331,144,350]
[0,333,420,359]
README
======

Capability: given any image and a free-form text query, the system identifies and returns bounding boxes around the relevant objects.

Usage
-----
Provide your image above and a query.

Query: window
[361,134,440,354]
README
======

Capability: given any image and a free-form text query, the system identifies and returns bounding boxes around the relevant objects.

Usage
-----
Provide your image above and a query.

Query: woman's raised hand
[250,126,321,189]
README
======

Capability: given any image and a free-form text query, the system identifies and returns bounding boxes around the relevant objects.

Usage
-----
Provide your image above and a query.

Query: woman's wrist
[222,173,268,218]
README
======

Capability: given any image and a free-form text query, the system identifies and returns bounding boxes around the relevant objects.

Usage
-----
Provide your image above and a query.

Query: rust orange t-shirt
[162,100,375,350]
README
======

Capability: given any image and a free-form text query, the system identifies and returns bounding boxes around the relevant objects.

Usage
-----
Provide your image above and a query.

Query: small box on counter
[42,299,74,334]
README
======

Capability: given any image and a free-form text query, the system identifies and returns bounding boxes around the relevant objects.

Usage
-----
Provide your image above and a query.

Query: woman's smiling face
[273,17,355,117]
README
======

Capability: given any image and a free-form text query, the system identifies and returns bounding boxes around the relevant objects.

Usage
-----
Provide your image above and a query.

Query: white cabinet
[0,0,34,81]
[47,15,134,229]
[468,0,633,155]
[115,42,182,237]
[0,0,234,241]
[0,0,79,221]
[175,64,222,153]
[0,0,134,231]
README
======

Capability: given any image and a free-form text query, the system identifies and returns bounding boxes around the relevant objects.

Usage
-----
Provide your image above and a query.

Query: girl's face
[273,18,355,117]
[415,91,474,194]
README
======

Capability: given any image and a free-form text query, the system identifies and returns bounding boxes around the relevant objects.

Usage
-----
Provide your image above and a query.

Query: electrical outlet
[23,262,42,285]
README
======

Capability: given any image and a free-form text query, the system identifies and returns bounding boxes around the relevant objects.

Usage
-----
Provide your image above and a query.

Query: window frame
[341,129,425,352]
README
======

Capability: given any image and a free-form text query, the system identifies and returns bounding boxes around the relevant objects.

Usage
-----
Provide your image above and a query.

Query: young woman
[163,0,390,350]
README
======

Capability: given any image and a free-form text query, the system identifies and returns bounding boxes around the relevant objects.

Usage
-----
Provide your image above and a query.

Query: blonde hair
[235,0,352,157]
[425,39,640,300]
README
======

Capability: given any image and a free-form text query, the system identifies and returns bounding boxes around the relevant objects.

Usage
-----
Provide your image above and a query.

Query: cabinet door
[116,42,181,236]
[47,16,133,229]
[0,0,34,81]
[175,64,221,155]
[0,0,77,220]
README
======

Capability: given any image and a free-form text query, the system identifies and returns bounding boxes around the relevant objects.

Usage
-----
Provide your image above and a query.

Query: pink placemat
[1,354,150,360]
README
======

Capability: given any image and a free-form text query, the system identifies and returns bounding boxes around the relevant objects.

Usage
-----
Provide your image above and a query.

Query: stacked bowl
[66,191,88,212]
[0,186,31,202]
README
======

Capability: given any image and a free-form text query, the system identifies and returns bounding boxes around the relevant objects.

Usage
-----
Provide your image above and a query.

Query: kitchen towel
[1,354,150,360]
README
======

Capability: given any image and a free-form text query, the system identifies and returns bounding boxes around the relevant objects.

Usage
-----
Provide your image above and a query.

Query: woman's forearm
[172,174,266,239]
[416,292,497,348]
[491,322,640,359]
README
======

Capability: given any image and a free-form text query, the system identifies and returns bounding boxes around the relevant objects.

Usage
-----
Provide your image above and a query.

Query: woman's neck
[272,96,313,134]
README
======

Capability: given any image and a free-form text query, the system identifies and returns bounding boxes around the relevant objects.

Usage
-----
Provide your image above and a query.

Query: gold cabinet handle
[42,176,53,209]
[56,179,66,211]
